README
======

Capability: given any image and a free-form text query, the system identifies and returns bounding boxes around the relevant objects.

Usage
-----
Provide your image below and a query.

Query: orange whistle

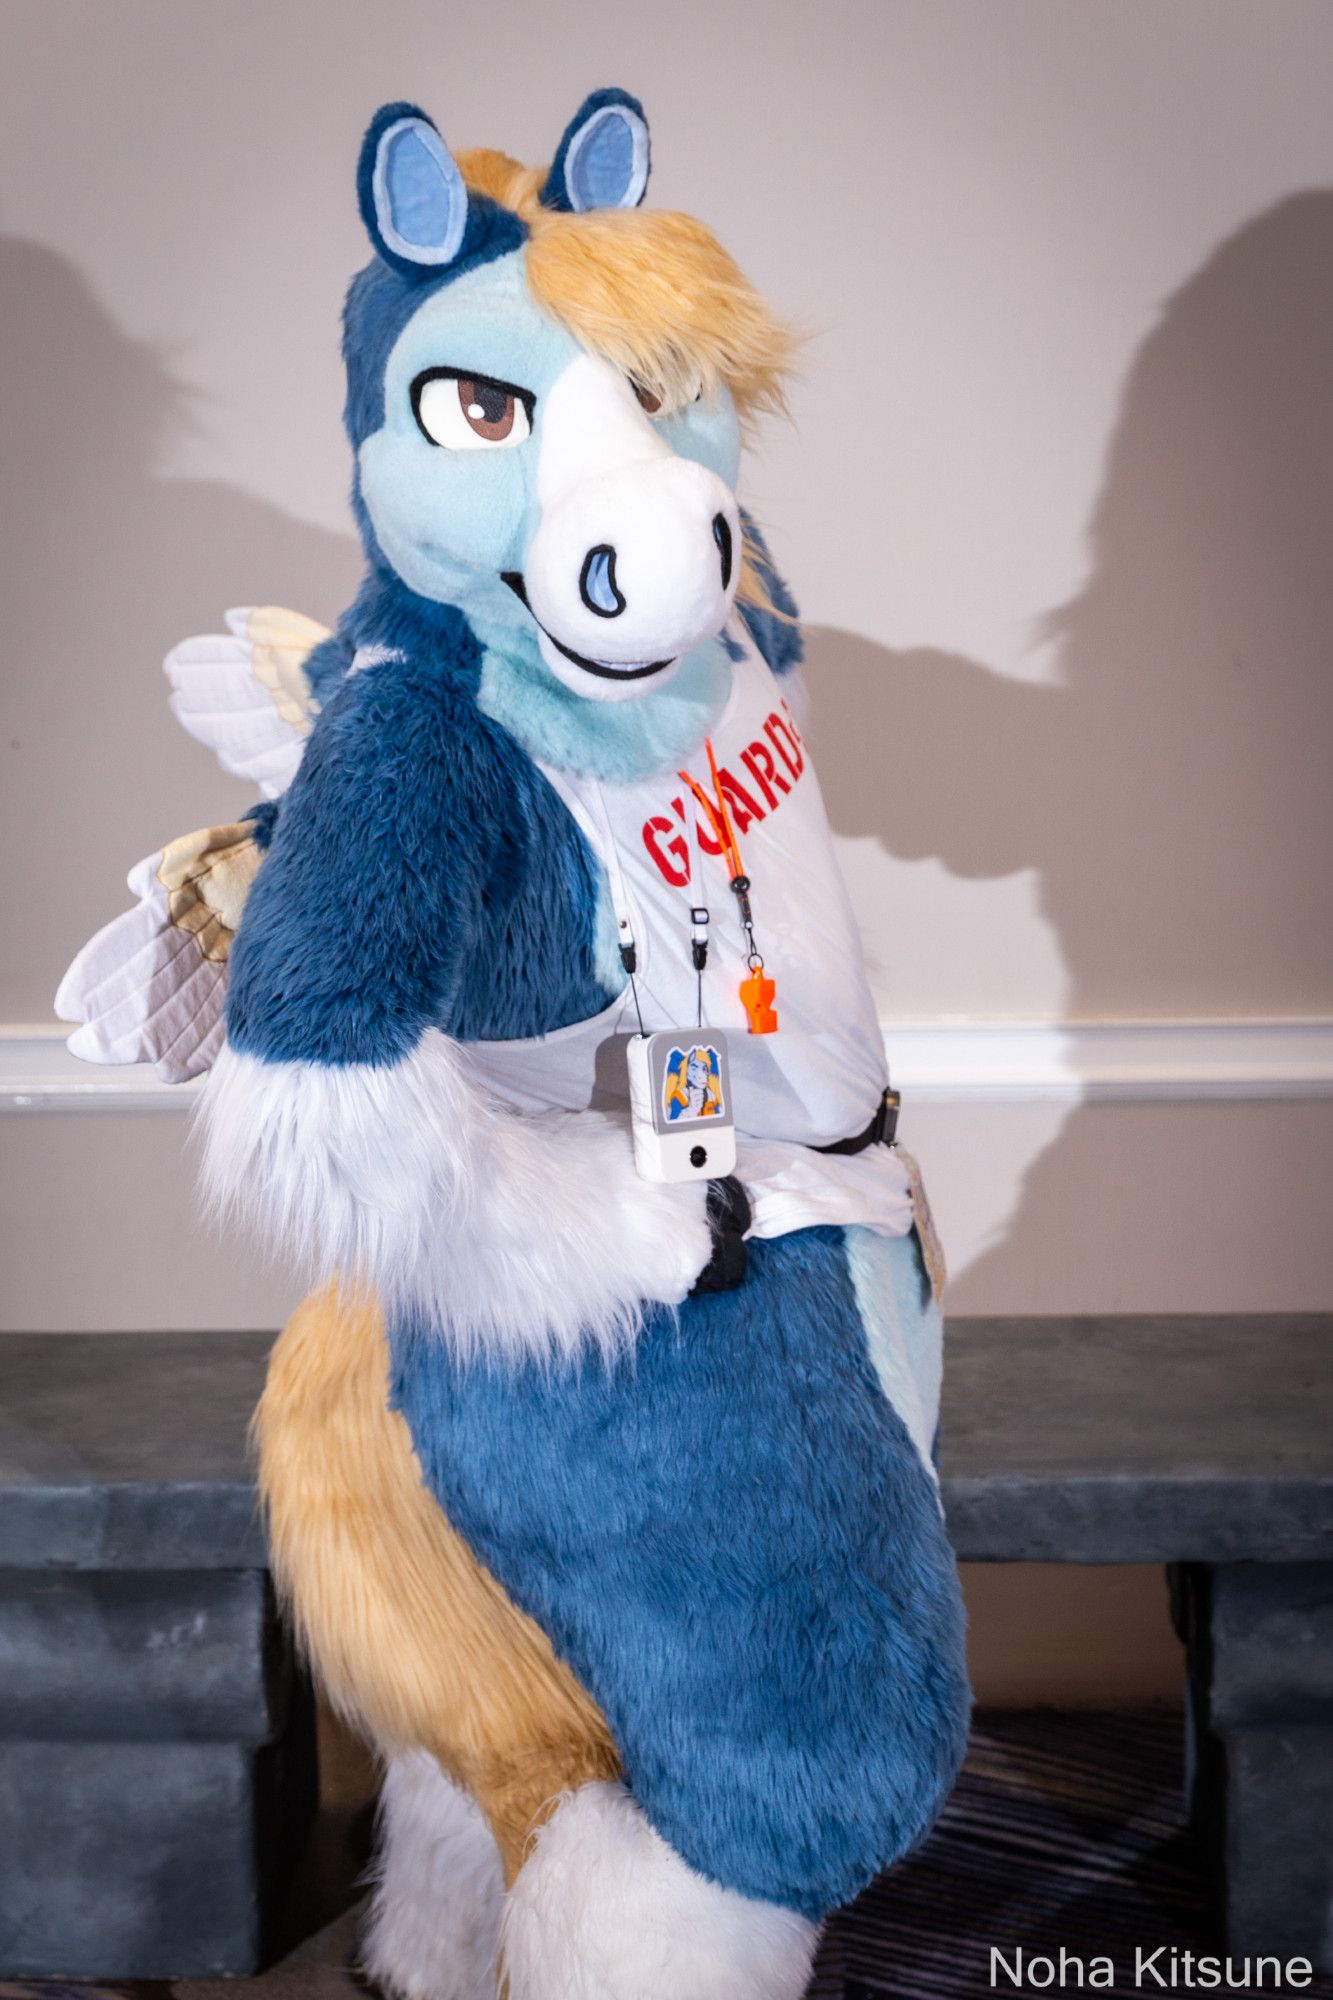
[739,968,779,1035]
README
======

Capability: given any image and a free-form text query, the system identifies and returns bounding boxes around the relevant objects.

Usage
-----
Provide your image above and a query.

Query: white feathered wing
[54,607,330,1083]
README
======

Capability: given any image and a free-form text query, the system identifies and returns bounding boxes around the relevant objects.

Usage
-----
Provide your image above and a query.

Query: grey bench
[946,1314,1333,1973]
[0,1317,1330,1976]
[0,1330,309,1977]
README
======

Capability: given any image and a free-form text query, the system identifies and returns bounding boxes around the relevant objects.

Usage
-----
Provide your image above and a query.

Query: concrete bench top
[0,1328,267,1570]
[943,1314,1332,1563]
[0,1317,1329,1571]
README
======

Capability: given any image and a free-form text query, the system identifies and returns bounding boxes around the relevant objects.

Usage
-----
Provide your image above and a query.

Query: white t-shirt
[471,625,913,1242]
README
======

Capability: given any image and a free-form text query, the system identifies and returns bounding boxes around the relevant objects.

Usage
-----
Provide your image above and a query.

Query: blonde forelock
[456,149,798,427]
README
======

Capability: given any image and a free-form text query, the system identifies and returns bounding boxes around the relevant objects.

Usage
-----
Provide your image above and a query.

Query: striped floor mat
[811,1711,1331,1998]
[2,1712,1327,1999]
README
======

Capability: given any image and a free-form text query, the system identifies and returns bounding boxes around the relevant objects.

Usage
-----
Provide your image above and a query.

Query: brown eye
[412,369,533,450]
[458,377,515,440]
[632,380,663,414]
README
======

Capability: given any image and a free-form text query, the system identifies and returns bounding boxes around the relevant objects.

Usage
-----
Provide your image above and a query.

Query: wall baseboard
[4,1018,1331,1112]
[880,1018,1333,1104]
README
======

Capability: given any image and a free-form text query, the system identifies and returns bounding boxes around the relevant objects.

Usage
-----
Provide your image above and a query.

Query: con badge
[627,1028,737,1184]
[896,1146,947,1305]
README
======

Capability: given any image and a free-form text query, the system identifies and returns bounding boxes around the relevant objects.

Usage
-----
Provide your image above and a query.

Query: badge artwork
[664,1045,724,1121]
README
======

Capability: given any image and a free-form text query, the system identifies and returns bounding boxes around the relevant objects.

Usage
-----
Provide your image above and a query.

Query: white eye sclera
[412,370,533,450]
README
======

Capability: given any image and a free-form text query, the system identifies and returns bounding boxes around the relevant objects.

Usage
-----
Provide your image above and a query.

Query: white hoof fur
[500,1779,819,2000]
[361,1750,503,2000]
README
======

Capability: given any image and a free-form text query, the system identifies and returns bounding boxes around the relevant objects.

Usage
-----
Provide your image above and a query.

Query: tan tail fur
[255,1281,620,1878]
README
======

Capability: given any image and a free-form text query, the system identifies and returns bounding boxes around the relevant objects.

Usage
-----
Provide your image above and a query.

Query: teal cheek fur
[356,250,582,602]
[477,633,734,783]
[653,390,742,489]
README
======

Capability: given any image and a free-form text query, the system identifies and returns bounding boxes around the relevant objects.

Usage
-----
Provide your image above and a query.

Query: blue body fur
[390,1225,970,1918]
[301,629,356,707]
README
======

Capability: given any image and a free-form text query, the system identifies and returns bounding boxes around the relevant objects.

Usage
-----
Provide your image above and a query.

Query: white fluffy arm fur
[199,1034,713,1366]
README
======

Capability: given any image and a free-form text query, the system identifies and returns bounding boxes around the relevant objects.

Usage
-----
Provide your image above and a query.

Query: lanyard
[679,744,778,1036]
[589,778,711,1034]
[592,734,779,1040]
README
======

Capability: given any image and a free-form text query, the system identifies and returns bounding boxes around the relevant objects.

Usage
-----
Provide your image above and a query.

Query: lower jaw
[537,630,683,702]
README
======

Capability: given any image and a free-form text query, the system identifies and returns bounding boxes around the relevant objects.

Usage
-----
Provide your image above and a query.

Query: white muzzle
[513,356,741,700]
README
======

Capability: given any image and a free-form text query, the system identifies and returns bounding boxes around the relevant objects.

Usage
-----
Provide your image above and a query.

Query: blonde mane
[457,148,800,612]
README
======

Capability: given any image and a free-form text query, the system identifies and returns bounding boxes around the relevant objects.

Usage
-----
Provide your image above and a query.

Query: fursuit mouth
[500,572,676,682]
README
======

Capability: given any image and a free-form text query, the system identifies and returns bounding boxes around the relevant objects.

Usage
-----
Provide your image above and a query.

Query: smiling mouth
[500,572,676,682]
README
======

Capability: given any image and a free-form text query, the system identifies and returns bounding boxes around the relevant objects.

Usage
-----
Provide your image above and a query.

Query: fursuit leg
[360,1749,503,2000]
[258,1282,623,1996]
[500,1780,819,2000]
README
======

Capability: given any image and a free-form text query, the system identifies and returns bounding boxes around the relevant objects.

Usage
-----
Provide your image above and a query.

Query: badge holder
[627,1028,737,1184]
[590,781,741,1186]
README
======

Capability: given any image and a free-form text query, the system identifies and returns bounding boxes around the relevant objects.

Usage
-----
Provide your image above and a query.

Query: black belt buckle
[873,1087,901,1148]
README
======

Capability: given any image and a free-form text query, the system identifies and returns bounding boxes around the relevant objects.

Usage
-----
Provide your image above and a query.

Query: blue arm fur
[228,598,618,1064]
[227,628,495,1069]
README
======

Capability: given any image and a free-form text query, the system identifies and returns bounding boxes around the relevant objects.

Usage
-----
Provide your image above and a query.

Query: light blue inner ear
[566,105,648,211]
[376,119,467,263]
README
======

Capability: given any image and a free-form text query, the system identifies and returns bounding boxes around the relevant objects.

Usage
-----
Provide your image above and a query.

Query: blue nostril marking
[713,513,733,591]
[579,544,626,618]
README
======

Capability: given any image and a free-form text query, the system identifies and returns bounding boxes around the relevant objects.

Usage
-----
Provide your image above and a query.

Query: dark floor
[2,1712,1327,2000]
[811,1711,1332,1997]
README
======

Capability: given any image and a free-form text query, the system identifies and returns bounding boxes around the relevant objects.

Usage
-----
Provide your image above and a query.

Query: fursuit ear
[358,102,471,277]
[541,88,650,214]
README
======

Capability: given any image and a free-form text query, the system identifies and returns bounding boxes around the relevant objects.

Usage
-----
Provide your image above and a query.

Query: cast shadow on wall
[0,234,361,1019]
[803,192,1333,1311]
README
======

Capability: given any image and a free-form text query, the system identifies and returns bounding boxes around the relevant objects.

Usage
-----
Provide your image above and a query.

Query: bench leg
[1171,1560,1333,1973]
[0,1567,317,1977]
